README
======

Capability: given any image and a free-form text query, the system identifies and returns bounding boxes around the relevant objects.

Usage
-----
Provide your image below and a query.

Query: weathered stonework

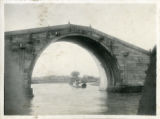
[5,24,150,96]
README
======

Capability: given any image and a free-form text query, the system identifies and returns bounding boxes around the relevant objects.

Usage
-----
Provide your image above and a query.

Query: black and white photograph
[0,1,158,118]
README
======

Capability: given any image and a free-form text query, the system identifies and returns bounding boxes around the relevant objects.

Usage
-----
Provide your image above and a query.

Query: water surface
[31,83,141,115]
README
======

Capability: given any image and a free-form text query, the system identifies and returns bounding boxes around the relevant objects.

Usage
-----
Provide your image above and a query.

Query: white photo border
[1,0,160,119]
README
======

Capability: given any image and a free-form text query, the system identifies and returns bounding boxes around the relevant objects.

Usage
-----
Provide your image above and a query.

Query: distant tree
[69,71,80,85]
[71,71,80,78]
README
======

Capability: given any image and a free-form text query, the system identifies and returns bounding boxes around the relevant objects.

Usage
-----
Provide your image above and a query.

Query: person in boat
[75,78,81,87]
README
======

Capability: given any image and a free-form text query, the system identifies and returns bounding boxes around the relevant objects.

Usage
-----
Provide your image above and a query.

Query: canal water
[30,83,141,115]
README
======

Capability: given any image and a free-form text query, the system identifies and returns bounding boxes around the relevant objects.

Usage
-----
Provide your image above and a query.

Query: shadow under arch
[29,35,121,89]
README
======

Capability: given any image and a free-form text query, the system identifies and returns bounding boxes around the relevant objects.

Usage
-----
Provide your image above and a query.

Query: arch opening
[30,35,120,90]
[32,41,108,90]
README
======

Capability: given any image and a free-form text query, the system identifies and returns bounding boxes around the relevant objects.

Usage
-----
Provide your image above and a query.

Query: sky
[5,4,157,77]
[32,42,100,77]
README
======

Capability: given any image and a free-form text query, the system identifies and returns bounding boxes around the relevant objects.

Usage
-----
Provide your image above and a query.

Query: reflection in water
[30,83,141,115]
[106,93,141,115]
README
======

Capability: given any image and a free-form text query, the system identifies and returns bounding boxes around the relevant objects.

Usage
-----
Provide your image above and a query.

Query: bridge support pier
[25,87,33,98]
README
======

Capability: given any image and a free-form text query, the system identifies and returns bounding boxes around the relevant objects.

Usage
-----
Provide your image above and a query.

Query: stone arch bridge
[5,24,150,96]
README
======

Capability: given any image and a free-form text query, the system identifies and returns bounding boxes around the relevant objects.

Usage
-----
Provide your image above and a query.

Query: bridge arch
[29,34,121,89]
[5,24,150,96]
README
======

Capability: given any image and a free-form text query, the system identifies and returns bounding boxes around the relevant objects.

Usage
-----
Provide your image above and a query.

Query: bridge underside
[29,36,121,89]
[59,36,121,86]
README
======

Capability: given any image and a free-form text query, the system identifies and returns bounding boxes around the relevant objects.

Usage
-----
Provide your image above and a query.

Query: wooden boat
[71,82,87,88]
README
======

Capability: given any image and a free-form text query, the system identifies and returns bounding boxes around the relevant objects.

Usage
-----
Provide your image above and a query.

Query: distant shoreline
[32,75,99,84]
[31,82,69,84]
